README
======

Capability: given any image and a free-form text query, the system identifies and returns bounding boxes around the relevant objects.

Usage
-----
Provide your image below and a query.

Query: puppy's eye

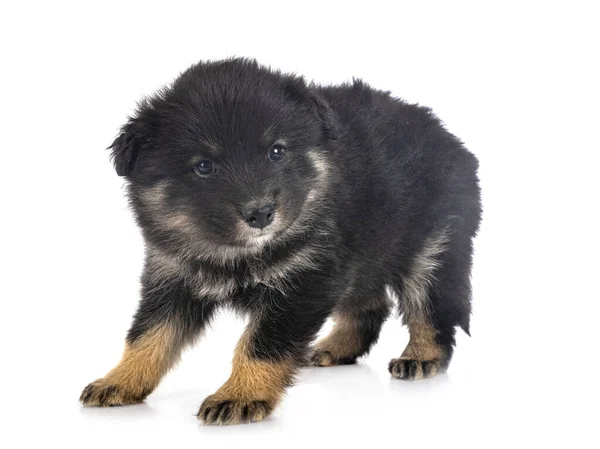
[268,144,285,162]
[194,160,215,175]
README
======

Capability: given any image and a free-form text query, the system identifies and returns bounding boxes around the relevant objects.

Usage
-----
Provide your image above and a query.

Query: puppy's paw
[388,358,447,380]
[310,348,356,367]
[197,395,273,425]
[79,379,149,407]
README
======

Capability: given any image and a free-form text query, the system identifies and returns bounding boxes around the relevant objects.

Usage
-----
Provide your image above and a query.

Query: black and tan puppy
[80,58,481,424]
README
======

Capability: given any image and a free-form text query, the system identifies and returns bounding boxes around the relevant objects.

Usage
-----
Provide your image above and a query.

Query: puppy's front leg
[80,275,216,407]
[198,286,333,425]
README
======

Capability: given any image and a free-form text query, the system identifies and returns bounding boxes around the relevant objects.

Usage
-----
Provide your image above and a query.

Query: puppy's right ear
[283,77,339,141]
[108,119,146,177]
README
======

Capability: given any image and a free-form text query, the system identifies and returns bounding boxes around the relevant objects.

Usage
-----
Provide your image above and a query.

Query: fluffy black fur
[81,58,481,424]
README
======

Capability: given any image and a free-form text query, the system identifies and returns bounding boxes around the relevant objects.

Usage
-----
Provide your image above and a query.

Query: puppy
[80,58,482,424]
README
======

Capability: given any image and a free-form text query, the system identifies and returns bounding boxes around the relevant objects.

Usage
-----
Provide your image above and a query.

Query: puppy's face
[111,60,337,257]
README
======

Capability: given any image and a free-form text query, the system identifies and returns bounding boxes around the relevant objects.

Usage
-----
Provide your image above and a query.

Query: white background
[1,1,598,447]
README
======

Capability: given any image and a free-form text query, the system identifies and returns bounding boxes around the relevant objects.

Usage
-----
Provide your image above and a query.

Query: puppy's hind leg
[388,227,473,380]
[388,316,451,380]
[311,292,391,366]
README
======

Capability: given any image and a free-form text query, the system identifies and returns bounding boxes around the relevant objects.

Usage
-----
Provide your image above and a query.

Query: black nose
[243,204,275,229]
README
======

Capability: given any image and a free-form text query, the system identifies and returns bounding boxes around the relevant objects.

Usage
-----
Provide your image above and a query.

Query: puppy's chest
[192,265,289,300]
[191,246,321,300]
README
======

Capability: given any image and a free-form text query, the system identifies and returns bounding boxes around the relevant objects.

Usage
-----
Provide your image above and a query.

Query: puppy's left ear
[108,119,146,177]
[309,90,339,140]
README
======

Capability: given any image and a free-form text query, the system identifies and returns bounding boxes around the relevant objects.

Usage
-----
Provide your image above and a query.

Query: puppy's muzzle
[243,204,275,229]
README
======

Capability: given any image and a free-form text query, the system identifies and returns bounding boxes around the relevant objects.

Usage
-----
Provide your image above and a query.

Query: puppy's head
[110,59,337,259]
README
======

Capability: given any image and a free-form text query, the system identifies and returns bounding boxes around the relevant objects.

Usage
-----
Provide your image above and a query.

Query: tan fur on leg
[311,313,364,366]
[80,323,180,406]
[198,330,295,425]
[389,317,447,380]
[402,318,445,360]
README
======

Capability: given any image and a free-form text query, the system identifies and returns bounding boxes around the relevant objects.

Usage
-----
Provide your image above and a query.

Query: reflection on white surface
[77,361,455,437]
